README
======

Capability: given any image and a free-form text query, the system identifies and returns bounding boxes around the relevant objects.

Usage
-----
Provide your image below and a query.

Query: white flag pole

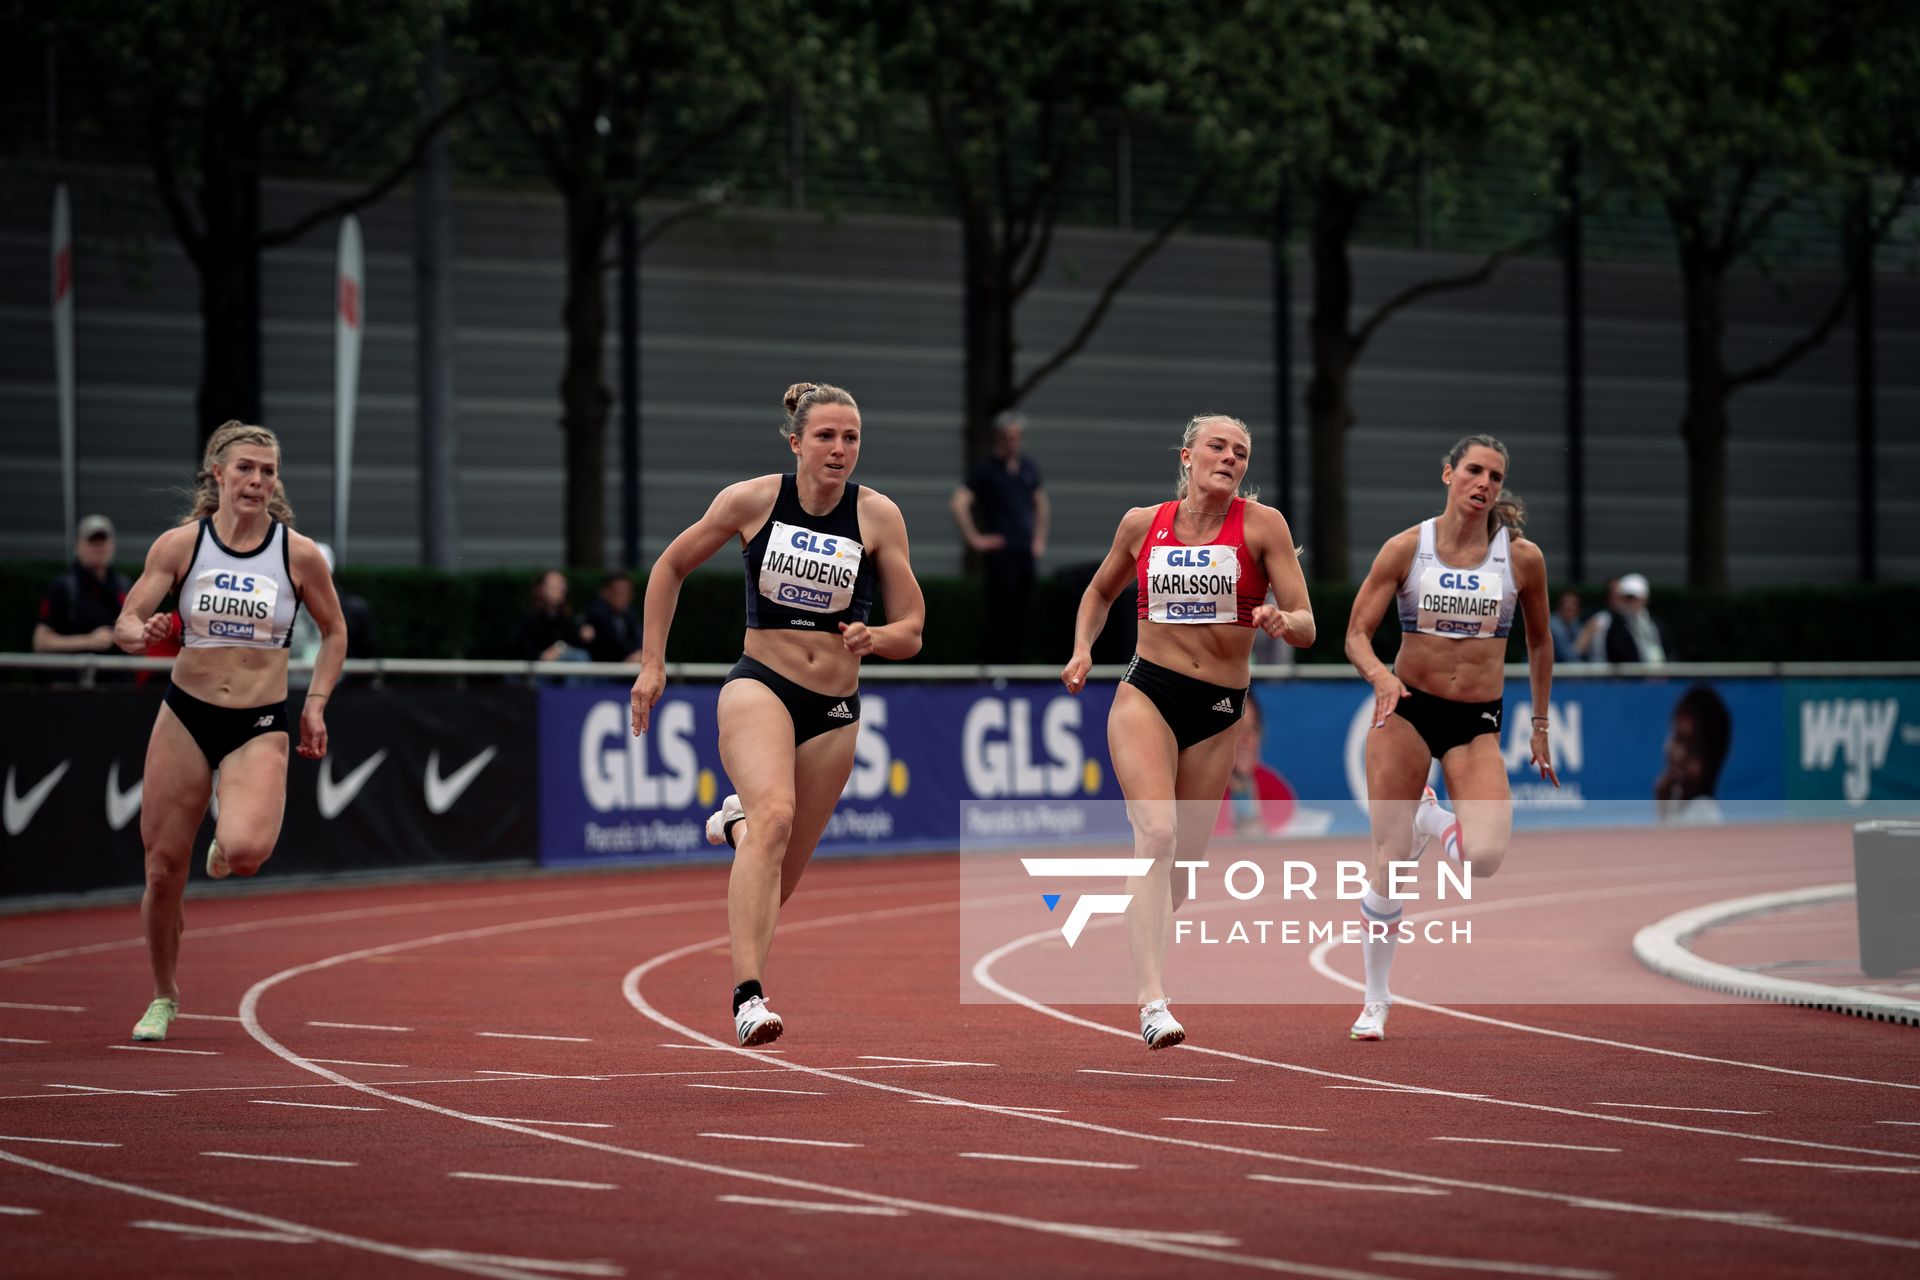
[52,183,76,542]
[334,215,364,560]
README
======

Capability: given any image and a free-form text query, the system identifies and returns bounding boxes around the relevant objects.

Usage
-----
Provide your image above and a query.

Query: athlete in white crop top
[113,422,346,1044]
[1340,435,1557,1042]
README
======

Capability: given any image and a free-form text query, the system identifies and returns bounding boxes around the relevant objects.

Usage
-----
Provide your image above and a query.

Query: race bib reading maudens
[1145,544,1239,624]
[758,520,864,616]
[188,567,279,643]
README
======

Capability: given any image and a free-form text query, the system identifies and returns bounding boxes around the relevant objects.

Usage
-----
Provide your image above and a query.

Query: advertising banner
[0,686,535,898]
[1785,679,1920,803]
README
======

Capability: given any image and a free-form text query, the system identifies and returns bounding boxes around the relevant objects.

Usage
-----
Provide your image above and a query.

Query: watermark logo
[1020,857,1150,946]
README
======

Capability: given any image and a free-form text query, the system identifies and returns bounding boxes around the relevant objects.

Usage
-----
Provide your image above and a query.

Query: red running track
[1,822,1916,1279]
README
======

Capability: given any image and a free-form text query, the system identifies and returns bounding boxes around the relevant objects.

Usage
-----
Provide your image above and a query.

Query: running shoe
[735,994,783,1047]
[132,997,179,1042]
[706,794,745,848]
[206,838,230,879]
[1409,786,1440,862]
[1139,997,1186,1050]
[1349,1000,1390,1041]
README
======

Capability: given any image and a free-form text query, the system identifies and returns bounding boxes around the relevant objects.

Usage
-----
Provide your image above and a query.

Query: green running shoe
[132,997,179,1042]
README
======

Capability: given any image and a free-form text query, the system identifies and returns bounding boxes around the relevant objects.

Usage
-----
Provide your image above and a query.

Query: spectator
[1548,589,1586,664]
[288,543,376,688]
[582,571,643,664]
[951,411,1048,664]
[1576,577,1622,661]
[1601,572,1675,665]
[33,514,129,656]
[509,569,594,664]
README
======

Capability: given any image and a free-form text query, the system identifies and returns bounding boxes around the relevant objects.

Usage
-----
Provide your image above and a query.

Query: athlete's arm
[840,492,924,661]
[289,532,345,760]
[631,476,776,734]
[1512,537,1559,786]
[1346,529,1417,726]
[1246,502,1314,649]
[1061,506,1152,693]
[114,526,192,655]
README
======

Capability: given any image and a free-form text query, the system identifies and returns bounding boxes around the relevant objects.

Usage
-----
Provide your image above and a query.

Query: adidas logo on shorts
[1212,697,1235,714]
[827,701,854,720]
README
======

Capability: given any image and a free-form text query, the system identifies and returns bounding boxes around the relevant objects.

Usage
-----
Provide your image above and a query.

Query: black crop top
[742,474,878,631]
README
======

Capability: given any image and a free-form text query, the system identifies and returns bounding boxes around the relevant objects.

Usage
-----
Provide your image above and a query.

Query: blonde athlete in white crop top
[113,421,346,1045]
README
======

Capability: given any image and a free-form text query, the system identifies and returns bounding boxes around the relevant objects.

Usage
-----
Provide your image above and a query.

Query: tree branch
[1010,165,1218,404]
[634,97,763,201]
[1350,225,1554,360]
[633,198,723,253]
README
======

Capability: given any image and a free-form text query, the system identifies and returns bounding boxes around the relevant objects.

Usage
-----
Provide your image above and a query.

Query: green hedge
[4,559,1915,665]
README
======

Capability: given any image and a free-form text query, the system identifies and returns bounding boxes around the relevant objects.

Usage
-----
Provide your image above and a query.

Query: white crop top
[1395,519,1515,640]
[177,518,302,649]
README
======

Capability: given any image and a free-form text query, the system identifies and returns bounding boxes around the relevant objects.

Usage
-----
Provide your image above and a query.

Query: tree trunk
[560,182,611,568]
[194,105,264,445]
[1678,244,1731,590]
[1304,188,1361,582]
[961,204,1014,468]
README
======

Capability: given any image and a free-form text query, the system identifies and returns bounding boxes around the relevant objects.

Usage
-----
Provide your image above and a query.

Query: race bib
[188,567,279,643]
[1415,566,1505,638]
[1145,544,1239,624]
[758,521,864,615]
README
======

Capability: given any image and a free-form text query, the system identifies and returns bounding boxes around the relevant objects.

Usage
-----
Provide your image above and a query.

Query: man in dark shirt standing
[951,412,1049,664]
[583,571,644,664]
[34,514,130,656]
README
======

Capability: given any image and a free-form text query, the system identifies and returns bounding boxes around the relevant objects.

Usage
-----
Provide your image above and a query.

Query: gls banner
[538,681,1126,865]
[0,687,535,898]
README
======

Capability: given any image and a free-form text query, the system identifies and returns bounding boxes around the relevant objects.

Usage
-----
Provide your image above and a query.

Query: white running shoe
[1349,1000,1390,1041]
[1409,786,1440,862]
[706,794,745,848]
[735,994,783,1047]
[1140,998,1186,1050]
[206,838,231,880]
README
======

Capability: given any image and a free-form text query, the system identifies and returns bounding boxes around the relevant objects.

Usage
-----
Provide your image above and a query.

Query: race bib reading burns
[189,567,280,643]
[757,520,865,616]
[1145,544,1239,624]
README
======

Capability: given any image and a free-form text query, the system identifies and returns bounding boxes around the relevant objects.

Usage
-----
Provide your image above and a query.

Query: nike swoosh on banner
[424,746,498,815]
[317,750,389,820]
[4,761,71,836]
[105,761,144,831]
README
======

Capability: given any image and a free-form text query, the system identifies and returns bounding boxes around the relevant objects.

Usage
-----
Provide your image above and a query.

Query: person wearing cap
[33,515,131,656]
[1600,572,1675,665]
[287,543,377,688]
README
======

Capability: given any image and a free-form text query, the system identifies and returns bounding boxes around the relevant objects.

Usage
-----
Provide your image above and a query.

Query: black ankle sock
[723,815,746,850]
[732,980,763,1015]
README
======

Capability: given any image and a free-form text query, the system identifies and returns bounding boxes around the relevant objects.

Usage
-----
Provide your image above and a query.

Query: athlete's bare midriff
[1134,619,1256,688]
[1394,631,1506,703]
[742,628,860,697]
[171,644,289,708]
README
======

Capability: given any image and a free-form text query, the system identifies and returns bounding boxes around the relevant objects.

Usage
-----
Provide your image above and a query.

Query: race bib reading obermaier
[1144,544,1239,624]
[758,520,864,615]
[1414,565,1506,637]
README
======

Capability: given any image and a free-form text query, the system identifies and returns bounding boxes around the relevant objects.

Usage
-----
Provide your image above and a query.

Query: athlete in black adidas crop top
[630,381,925,1048]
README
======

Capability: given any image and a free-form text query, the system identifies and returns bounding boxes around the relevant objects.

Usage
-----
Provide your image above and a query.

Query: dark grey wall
[3,166,1914,586]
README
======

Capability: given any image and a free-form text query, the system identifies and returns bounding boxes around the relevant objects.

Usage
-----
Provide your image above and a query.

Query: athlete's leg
[1170,726,1243,907]
[1107,682,1181,1007]
[779,722,859,904]
[1438,734,1514,878]
[210,732,290,877]
[1356,715,1434,1034]
[138,707,212,1005]
[716,679,799,987]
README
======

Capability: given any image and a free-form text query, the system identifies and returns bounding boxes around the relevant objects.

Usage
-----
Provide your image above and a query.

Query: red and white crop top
[1134,499,1270,626]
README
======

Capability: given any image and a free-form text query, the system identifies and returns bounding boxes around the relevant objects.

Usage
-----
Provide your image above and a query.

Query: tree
[69,1,467,445]
[1181,0,1561,580]
[1578,1,1918,588]
[866,0,1218,466]
[465,0,810,567]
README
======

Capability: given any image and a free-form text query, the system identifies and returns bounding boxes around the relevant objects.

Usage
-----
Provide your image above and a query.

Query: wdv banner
[538,681,1128,865]
[1786,679,1920,803]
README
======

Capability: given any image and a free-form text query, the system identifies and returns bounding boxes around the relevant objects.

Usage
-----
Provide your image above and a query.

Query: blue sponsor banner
[1250,677,1785,833]
[537,681,1128,866]
[1785,679,1920,803]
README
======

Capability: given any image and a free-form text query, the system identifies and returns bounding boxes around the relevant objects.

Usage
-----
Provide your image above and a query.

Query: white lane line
[130,1219,314,1244]
[474,1069,606,1080]
[0,1038,48,1045]
[857,1055,997,1067]
[1878,1120,1920,1127]
[202,1151,358,1168]
[470,1118,614,1129]
[1165,1117,1327,1133]
[251,1101,385,1112]
[1371,1253,1612,1279]
[1323,1085,1429,1093]
[1592,1103,1769,1115]
[0,1135,121,1148]
[1111,1229,1243,1248]
[0,1002,83,1012]
[176,1013,243,1023]
[698,1133,863,1149]
[1741,1158,1920,1174]
[476,1032,594,1043]
[660,1043,783,1054]
[309,1021,412,1032]
[447,1171,616,1191]
[308,1058,409,1069]
[0,1206,42,1215]
[1250,1174,1447,1196]
[717,1193,906,1217]
[686,1084,826,1097]
[1079,1068,1234,1083]
[1433,1137,1620,1154]
[913,1101,1066,1113]
[46,1083,175,1098]
[108,1045,220,1056]
[418,1250,626,1277]
[958,1152,1137,1170]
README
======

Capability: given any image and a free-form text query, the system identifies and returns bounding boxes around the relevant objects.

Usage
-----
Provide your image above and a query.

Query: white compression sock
[1415,798,1462,864]
[1359,888,1402,1003]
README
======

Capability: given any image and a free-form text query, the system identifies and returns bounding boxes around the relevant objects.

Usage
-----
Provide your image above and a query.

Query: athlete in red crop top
[1061,414,1314,1051]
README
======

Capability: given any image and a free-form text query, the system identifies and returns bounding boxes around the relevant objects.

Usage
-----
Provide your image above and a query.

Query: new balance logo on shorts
[253,715,276,728]
[827,701,853,720]
[1212,697,1235,714]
